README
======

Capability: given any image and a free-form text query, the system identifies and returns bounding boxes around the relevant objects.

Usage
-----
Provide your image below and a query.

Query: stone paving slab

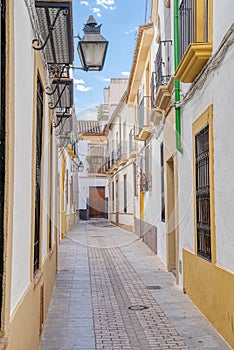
[40,220,231,350]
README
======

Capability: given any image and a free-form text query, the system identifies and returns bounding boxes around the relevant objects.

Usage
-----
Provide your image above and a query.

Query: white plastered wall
[178,41,234,282]
[11,0,35,314]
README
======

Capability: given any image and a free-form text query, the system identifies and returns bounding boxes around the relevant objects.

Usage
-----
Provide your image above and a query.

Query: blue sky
[72,0,150,120]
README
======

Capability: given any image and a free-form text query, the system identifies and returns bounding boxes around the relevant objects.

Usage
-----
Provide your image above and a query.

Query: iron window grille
[129,128,135,154]
[34,77,44,275]
[133,163,137,197]
[138,96,151,133]
[160,143,165,222]
[117,141,128,160]
[179,0,209,59]
[111,149,118,165]
[124,175,127,213]
[140,146,152,192]
[105,157,110,172]
[88,161,106,175]
[112,181,114,212]
[0,0,6,320]
[195,125,211,261]
[89,145,104,157]
[151,40,173,108]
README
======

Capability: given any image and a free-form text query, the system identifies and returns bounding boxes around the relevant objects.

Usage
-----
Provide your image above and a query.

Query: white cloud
[125,26,138,35]
[76,84,93,92]
[92,7,101,13]
[80,0,89,6]
[96,0,115,9]
[121,71,130,77]
[74,78,85,85]
[101,78,111,82]
[92,7,102,17]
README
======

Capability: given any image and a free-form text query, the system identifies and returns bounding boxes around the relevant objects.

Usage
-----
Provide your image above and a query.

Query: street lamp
[77,15,109,71]
[78,160,84,172]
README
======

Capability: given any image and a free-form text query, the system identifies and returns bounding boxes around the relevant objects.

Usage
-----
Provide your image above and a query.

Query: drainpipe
[174,0,183,153]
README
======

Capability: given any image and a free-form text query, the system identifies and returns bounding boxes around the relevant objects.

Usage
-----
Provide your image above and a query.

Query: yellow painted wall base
[8,247,57,350]
[183,249,234,349]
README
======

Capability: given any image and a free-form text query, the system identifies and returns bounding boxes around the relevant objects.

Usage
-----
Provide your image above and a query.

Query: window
[195,125,211,261]
[145,145,152,192]
[0,0,6,322]
[160,143,165,222]
[123,175,127,213]
[112,181,114,212]
[179,0,210,59]
[133,162,137,196]
[34,77,43,275]
[89,145,104,157]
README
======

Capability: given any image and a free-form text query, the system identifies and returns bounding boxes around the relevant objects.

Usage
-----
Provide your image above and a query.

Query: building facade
[175,1,234,347]
[78,121,108,221]
[105,0,234,347]
[0,0,75,349]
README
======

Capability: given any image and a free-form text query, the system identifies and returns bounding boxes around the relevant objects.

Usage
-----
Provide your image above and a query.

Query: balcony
[151,40,173,111]
[110,150,118,172]
[129,129,137,158]
[175,0,212,83]
[116,142,128,166]
[88,162,106,177]
[135,96,152,141]
[105,157,111,173]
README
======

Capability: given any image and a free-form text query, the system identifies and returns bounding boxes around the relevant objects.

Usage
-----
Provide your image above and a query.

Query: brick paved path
[89,236,187,350]
[40,220,231,350]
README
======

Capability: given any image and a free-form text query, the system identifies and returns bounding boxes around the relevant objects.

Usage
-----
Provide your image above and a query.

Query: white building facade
[78,121,108,220]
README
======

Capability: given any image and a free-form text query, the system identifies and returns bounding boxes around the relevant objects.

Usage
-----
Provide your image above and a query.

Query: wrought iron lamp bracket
[53,109,70,128]
[45,64,68,95]
[45,84,58,96]
[48,84,68,110]
[32,8,68,51]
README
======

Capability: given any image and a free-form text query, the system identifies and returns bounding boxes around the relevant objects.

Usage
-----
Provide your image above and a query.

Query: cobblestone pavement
[40,220,231,350]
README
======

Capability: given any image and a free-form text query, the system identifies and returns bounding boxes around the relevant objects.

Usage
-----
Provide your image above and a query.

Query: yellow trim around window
[192,104,216,263]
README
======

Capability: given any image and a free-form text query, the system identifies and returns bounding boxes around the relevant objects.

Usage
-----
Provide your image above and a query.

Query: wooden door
[89,187,105,218]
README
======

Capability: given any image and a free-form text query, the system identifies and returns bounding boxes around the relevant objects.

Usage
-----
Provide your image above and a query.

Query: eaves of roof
[126,23,154,104]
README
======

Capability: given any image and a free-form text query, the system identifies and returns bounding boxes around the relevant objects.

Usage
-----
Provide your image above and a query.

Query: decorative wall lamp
[77,160,84,172]
[76,15,109,72]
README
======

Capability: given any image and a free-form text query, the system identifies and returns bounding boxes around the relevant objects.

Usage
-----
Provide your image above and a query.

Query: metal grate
[34,77,44,274]
[155,40,172,96]
[195,125,211,261]
[0,0,6,323]
[179,0,209,59]
[137,96,151,134]
[179,0,195,59]
[160,143,165,222]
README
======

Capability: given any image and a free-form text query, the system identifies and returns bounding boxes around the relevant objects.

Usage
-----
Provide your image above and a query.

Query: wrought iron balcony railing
[179,0,195,59]
[111,150,118,165]
[88,163,106,175]
[129,128,135,154]
[151,40,173,108]
[179,0,209,59]
[138,96,151,132]
[105,157,111,172]
[117,141,128,161]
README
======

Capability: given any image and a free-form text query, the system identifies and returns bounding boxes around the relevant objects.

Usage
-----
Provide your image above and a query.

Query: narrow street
[40,220,230,350]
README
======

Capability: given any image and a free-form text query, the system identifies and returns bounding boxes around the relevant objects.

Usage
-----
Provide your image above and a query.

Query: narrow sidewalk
[40,220,231,350]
